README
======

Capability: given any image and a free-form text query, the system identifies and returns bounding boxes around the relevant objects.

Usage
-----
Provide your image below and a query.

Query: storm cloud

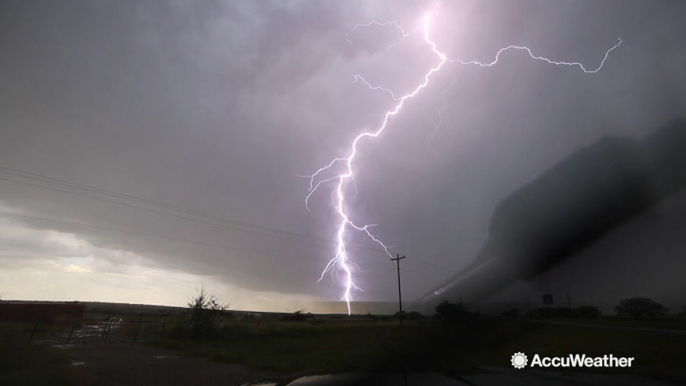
[1,0,685,312]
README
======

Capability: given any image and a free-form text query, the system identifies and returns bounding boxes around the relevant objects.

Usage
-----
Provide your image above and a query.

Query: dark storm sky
[1,0,684,312]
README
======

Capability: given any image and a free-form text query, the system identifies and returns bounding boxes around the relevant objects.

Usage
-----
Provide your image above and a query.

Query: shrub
[185,287,229,339]
[615,297,668,319]
[434,300,476,323]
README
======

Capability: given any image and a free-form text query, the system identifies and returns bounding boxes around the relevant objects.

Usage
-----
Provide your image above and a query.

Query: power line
[0,167,452,271]
[0,165,351,249]
[0,173,385,256]
[0,211,326,265]
[1,210,452,303]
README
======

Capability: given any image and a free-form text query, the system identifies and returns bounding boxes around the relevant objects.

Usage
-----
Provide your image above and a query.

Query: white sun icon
[511,352,528,369]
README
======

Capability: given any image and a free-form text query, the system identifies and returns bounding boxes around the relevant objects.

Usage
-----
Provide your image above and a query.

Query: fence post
[101,314,111,342]
[67,321,77,344]
[133,312,143,342]
[28,319,40,343]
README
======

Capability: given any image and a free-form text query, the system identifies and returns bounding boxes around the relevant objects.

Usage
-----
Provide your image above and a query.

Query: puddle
[32,318,130,344]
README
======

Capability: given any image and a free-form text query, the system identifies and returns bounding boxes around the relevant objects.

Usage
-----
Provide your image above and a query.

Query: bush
[407,311,422,320]
[615,297,668,319]
[185,287,229,339]
[394,311,422,320]
[434,300,476,323]
[526,306,601,319]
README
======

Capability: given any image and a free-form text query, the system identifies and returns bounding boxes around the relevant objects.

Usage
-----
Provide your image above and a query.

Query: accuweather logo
[511,352,528,369]
[511,352,635,369]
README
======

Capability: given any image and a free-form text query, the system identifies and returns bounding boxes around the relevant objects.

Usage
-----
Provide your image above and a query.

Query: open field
[545,315,686,331]
[149,317,686,382]
[2,302,686,385]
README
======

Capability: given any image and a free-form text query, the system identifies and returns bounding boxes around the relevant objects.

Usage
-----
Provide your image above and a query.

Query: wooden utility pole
[391,254,406,327]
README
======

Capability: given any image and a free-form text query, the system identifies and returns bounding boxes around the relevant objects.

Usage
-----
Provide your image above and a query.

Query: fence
[1,311,187,344]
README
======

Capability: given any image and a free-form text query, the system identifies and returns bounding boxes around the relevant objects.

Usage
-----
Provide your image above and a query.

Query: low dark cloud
[0,0,684,310]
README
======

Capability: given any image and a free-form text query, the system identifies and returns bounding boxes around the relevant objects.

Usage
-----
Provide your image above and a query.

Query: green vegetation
[465,320,686,382]
[552,315,686,330]
[138,297,686,381]
[434,300,477,322]
[159,319,396,374]
[0,324,91,386]
[3,298,685,384]
[616,297,669,319]
[146,317,686,382]
[526,305,602,318]
[184,287,229,339]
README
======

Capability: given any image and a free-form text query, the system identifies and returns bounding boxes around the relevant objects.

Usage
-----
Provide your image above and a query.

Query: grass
[147,317,686,382]
[550,315,686,331]
[442,319,686,382]
[4,312,685,384]
[154,320,397,374]
[0,324,92,386]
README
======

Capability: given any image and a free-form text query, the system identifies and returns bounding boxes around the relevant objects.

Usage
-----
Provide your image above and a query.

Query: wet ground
[32,317,134,344]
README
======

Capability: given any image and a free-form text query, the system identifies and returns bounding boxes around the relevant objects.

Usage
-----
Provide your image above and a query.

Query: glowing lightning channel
[345,20,409,47]
[304,14,622,315]
[353,75,401,101]
[429,73,459,144]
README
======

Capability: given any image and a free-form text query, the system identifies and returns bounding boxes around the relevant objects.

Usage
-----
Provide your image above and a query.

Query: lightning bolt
[345,20,409,47]
[429,73,459,144]
[304,13,622,314]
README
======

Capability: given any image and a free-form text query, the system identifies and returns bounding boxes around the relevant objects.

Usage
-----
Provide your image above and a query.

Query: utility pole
[391,254,406,327]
